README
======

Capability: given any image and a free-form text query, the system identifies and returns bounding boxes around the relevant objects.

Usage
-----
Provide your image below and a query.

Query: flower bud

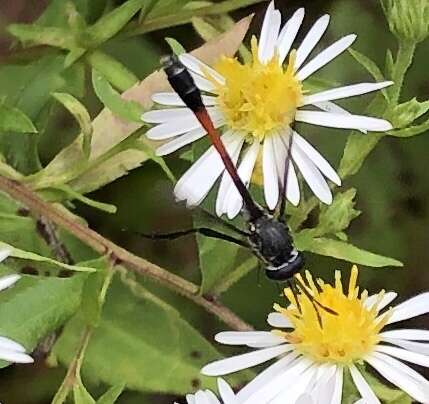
[381,0,429,43]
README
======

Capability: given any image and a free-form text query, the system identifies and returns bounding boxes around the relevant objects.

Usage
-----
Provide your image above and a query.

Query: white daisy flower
[201,266,429,403]
[174,378,239,404]
[0,249,33,364]
[142,2,393,218]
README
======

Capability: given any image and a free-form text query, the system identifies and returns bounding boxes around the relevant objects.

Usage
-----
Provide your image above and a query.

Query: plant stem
[390,40,416,105]
[51,327,92,404]
[0,175,251,331]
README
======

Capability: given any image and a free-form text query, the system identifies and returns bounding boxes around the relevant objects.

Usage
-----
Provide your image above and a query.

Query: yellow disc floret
[207,37,303,141]
[273,266,390,365]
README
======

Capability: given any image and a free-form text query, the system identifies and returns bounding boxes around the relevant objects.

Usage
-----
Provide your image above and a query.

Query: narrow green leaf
[96,384,125,404]
[84,0,144,47]
[389,116,429,137]
[386,97,429,129]
[294,236,403,268]
[73,380,96,404]
[86,51,138,92]
[65,48,87,68]
[53,92,93,158]
[316,189,361,237]
[0,241,96,272]
[192,17,220,41]
[7,24,76,49]
[165,37,186,55]
[92,69,143,122]
[0,273,86,366]
[0,105,37,134]
[54,279,232,394]
[348,48,385,82]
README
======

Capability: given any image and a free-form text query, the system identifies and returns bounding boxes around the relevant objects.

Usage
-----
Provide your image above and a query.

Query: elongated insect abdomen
[161,55,203,113]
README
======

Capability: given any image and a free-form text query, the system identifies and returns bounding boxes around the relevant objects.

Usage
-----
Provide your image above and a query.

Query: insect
[161,54,304,283]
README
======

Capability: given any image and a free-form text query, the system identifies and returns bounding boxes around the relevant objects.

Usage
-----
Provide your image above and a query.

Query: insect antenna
[288,280,302,314]
[162,55,263,221]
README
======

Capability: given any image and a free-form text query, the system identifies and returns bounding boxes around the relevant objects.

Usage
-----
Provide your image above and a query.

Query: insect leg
[137,227,250,248]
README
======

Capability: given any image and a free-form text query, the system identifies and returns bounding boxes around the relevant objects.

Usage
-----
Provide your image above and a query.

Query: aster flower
[174,378,238,404]
[142,2,393,218]
[201,266,429,403]
[0,249,33,364]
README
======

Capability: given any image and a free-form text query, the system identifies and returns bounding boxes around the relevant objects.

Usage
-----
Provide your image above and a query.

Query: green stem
[121,0,263,37]
[390,40,416,105]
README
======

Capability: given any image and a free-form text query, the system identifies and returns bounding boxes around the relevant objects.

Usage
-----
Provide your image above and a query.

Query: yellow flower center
[208,37,303,140]
[274,266,390,365]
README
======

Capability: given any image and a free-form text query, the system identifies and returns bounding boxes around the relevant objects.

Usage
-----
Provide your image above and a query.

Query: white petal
[155,127,207,156]
[0,274,20,292]
[0,347,33,364]
[238,352,300,402]
[201,344,290,376]
[295,110,393,132]
[277,8,305,64]
[292,132,341,185]
[215,141,243,217]
[267,312,293,328]
[195,390,212,404]
[381,329,429,341]
[291,143,332,204]
[190,71,216,93]
[242,356,313,404]
[179,53,225,85]
[313,100,366,134]
[218,379,236,404]
[225,141,260,219]
[302,82,393,105]
[215,331,284,347]
[174,132,243,206]
[296,394,313,404]
[295,14,330,70]
[152,92,218,107]
[349,364,380,404]
[261,10,282,64]
[364,292,397,311]
[258,2,276,64]
[186,393,196,404]
[367,352,429,403]
[205,390,222,404]
[275,132,300,206]
[0,337,26,353]
[146,112,224,140]
[142,107,194,123]
[382,338,429,356]
[296,34,357,81]
[388,292,429,324]
[263,136,280,210]
[332,366,344,404]
[269,364,319,404]
[376,344,429,367]
[0,248,11,263]
[316,367,339,403]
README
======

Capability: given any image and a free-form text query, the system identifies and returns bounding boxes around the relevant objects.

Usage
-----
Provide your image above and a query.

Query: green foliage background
[0,0,428,403]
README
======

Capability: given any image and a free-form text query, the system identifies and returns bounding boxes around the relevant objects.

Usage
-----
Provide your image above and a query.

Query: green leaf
[192,17,220,41]
[83,0,144,47]
[294,236,403,268]
[0,105,37,134]
[54,278,230,394]
[92,69,143,123]
[316,189,361,237]
[53,92,93,158]
[389,116,429,137]
[96,384,125,404]
[386,97,429,129]
[0,241,96,272]
[86,50,138,92]
[165,37,186,55]
[0,273,85,366]
[7,24,76,49]
[348,48,385,82]
[73,380,95,404]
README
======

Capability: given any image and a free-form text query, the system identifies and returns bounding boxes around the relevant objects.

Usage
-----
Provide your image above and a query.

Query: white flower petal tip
[0,274,21,292]
[0,346,34,364]
[267,312,293,328]
[0,248,11,263]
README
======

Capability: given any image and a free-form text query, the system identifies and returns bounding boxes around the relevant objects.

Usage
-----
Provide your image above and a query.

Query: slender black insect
[161,54,304,282]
